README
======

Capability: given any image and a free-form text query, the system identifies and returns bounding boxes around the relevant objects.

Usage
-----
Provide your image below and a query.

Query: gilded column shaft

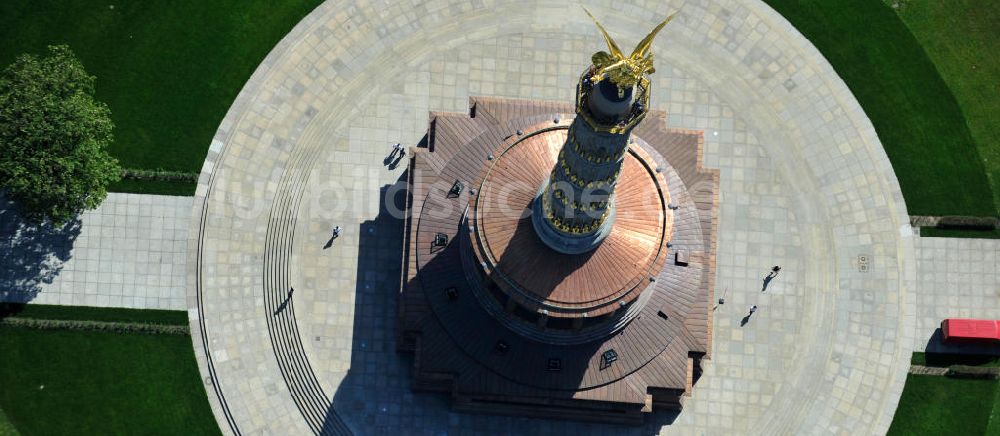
[531,9,672,254]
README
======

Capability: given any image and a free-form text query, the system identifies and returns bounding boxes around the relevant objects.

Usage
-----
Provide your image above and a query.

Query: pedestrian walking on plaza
[388,143,407,170]
[324,226,342,249]
[385,143,401,164]
[386,143,406,169]
[740,304,758,327]
[714,288,729,311]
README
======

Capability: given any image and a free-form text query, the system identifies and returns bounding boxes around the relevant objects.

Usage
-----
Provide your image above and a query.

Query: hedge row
[121,168,199,183]
[0,317,190,335]
[946,365,1000,380]
[936,216,999,230]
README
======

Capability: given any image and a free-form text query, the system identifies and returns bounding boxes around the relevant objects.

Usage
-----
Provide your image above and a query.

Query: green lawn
[0,407,17,436]
[0,326,218,435]
[764,0,996,217]
[902,353,1000,433]
[991,384,1000,436]
[892,0,1000,219]
[0,0,322,195]
[888,374,998,435]
[0,305,207,435]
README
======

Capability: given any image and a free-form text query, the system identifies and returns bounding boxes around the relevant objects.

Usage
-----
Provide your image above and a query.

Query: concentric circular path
[187,0,916,434]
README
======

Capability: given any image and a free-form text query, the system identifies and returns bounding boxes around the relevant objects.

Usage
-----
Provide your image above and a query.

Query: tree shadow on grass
[0,195,81,306]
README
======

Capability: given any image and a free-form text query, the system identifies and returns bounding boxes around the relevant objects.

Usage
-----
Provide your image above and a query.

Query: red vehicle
[941,318,1000,343]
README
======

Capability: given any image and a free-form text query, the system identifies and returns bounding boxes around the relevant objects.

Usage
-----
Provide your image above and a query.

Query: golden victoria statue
[584,7,676,93]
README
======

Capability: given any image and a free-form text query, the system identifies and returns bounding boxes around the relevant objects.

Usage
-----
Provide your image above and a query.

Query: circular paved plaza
[187,0,917,434]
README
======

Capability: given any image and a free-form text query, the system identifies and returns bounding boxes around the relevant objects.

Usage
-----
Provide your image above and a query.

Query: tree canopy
[0,45,120,225]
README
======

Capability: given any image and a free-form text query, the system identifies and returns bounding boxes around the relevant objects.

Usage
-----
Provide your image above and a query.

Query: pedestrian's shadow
[383,152,397,166]
[740,315,751,327]
[274,290,293,316]
[323,235,336,250]
[387,153,404,170]
[0,196,82,304]
[761,274,774,292]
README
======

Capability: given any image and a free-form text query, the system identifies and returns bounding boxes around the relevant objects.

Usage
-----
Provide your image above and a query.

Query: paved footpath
[183,0,996,435]
[912,236,1000,351]
[1,193,191,310]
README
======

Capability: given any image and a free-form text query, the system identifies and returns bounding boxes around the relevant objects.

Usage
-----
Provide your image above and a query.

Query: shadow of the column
[325,172,435,433]
[322,169,681,434]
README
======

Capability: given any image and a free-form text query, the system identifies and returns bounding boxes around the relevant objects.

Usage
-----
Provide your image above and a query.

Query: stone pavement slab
[1,193,191,310]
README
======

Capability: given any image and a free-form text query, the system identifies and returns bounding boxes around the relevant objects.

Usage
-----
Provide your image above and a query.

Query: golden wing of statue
[632,56,655,75]
[585,9,677,88]
[630,12,676,61]
[583,7,624,60]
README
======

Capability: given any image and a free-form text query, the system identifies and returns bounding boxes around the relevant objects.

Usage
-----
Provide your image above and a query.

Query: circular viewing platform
[470,123,673,324]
